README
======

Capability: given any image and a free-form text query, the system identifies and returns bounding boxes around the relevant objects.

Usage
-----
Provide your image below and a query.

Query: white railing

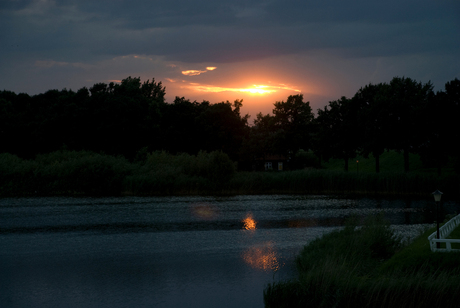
[428,213,460,252]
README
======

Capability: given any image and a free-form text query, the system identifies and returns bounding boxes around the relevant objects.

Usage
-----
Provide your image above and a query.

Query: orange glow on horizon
[240,85,274,94]
[184,83,301,95]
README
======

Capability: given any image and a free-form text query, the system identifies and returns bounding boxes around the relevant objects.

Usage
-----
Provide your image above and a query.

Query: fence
[428,213,460,252]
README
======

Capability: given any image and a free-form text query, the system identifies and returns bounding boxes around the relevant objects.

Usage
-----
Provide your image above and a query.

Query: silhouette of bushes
[0,151,131,195]
[0,150,457,196]
[127,150,235,194]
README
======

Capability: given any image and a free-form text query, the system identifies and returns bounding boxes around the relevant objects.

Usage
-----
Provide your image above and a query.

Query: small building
[256,155,288,171]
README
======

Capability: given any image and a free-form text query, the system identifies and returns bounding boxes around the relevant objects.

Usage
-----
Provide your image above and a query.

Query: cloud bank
[1,0,459,117]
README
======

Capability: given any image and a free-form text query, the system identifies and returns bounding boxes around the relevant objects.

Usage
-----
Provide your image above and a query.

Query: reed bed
[264,216,460,308]
[0,150,235,196]
[0,150,458,196]
[229,169,458,197]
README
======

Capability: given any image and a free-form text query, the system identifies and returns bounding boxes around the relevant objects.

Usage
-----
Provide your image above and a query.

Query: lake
[0,195,457,308]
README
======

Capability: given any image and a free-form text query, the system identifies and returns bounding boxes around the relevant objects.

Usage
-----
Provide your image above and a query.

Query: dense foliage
[313,77,459,173]
[1,150,457,196]
[1,76,459,173]
[0,150,236,196]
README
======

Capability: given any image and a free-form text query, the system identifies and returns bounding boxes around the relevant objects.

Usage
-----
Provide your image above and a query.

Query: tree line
[0,76,459,173]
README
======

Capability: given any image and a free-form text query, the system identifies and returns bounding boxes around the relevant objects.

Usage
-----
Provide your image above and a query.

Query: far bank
[0,150,458,198]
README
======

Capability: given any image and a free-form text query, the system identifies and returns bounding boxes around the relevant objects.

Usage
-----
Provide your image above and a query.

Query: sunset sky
[1,0,459,121]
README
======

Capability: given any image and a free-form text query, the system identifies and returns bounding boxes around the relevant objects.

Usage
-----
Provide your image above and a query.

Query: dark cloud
[3,0,458,63]
[0,0,459,101]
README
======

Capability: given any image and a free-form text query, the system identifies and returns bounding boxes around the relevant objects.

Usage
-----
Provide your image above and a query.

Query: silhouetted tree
[157,97,204,154]
[314,97,360,171]
[0,91,32,156]
[418,78,460,174]
[385,77,434,172]
[353,83,389,173]
[195,100,249,160]
[272,94,314,157]
[444,78,460,173]
[249,112,280,160]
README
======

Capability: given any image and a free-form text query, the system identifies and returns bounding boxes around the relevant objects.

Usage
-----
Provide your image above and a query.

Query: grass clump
[264,215,460,308]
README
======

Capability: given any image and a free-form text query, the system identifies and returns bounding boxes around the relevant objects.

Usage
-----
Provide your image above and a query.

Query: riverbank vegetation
[264,216,460,308]
[0,149,458,197]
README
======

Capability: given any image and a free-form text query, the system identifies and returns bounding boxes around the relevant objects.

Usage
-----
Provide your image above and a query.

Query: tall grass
[0,151,132,195]
[0,150,458,196]
[229,169,458,197]
[322,151,420,172]
[264,216,460,308]
[125,150,236,195]
[0,150,236,196]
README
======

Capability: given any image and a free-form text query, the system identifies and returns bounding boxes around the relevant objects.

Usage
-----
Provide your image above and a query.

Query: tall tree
[0,91,32,156]
[419,78,460,174]
[272,94,314,157]
[157,96,204,154]
[444,78,460,173]
[385,77,434,172]
[314,96,361,171]
[195,100,249,159]
[353,83,389,173]
[251,112,279,159]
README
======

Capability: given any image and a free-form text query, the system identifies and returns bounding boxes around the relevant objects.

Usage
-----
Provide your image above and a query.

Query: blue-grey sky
[1,0,459,119]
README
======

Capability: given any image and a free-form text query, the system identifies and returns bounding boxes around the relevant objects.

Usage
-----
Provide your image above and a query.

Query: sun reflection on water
[190,203,218,220]
[241,213,282,271]
[242,213,257,230]
[242,243,282,271]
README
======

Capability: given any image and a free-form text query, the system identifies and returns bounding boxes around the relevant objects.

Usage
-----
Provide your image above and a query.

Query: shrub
[128,150,235,194]
[0,153,38,195]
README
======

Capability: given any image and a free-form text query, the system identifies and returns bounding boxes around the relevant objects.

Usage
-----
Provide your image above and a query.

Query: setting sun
[239,85,274,94]
[184,83,300,95]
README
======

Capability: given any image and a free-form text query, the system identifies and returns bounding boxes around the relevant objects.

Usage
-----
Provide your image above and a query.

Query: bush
[0,151,133,196]
[127,150,235,194]
[0,153,38,195]
[294,149,320,169]
[34,151,132,195]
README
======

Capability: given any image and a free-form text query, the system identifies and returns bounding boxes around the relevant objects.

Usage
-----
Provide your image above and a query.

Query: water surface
[1,195,455,308]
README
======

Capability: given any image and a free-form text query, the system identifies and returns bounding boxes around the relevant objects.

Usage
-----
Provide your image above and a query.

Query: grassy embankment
[0,150,458,197]
[264,215,460,308]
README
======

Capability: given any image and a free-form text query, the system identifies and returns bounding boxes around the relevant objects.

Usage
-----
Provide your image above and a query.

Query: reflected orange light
[190,203,218,220]
[288,219,318,228]
[242,213,257,230]
[242,244,281,271]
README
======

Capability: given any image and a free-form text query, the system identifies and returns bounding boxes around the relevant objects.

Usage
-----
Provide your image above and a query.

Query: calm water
[0,195,457,308]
